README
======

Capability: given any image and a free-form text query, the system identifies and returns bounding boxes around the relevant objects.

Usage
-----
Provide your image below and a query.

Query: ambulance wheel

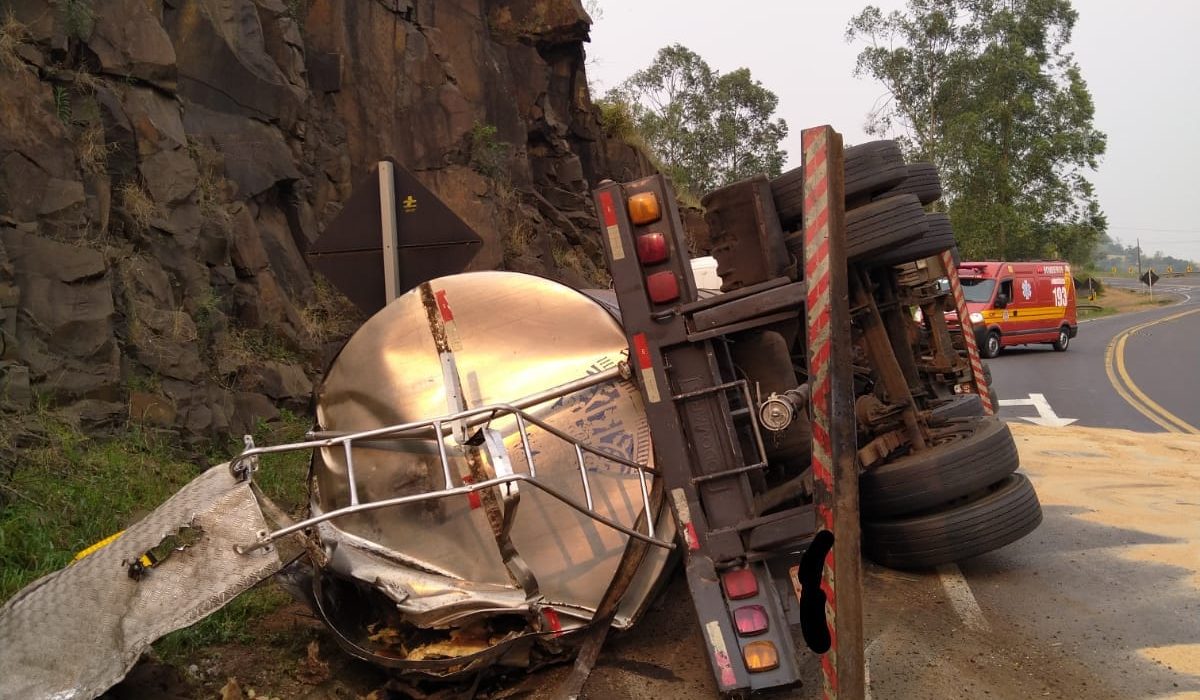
[771,140,909,226]
[845,194,928,262]
[983,330,1001,358]
[1052,325,1070,351]
[862,473,1042,570]
[859,417,1020,518]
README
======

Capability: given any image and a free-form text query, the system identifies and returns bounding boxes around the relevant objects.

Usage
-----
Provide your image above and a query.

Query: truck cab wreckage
[0,127,1041,699]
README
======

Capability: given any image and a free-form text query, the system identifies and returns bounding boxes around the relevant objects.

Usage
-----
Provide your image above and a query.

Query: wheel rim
[988,334,999,356]
[926,421,977,447]
[1059,329,1068,348]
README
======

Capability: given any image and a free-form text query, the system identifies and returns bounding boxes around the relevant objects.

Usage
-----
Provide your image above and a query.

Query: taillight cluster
[626,191,680,304]
[720,567,780,673]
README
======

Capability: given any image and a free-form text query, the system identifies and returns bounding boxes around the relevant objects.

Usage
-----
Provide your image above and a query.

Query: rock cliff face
[0,0,651,442]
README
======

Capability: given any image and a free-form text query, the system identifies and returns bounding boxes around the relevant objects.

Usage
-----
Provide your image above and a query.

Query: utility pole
[1136,237,1142,281]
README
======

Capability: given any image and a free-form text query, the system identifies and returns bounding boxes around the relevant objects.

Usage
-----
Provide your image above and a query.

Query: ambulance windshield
[961,278,996,303]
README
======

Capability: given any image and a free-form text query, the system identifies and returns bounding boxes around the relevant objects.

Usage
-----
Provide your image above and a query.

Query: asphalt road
[988,275,1200,433]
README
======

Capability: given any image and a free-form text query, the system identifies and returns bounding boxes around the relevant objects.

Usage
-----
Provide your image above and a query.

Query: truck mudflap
[0,464,282,700]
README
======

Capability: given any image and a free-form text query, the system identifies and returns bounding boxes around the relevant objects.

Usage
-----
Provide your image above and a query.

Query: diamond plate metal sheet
[0,465,281,700]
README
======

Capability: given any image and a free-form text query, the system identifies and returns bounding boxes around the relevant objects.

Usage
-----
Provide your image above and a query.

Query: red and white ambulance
[956,261,1078,358]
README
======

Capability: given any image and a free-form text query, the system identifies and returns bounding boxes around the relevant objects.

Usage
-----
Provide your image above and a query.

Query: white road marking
[998,392,1078,427]
[863,635,881,700]
[936,564,989,632]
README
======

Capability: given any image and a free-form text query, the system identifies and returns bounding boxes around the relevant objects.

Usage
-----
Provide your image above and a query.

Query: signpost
[307,159,483,315]
[1140,269,1159,301]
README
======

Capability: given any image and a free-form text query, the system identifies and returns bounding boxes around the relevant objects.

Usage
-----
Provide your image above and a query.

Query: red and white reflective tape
[802,126,839,700]
[704,620,738,689]
[433,289,463,351]
[597,190,626,261]
[632,332,661,404]
[940,251,993,415]
[670,487,700,551]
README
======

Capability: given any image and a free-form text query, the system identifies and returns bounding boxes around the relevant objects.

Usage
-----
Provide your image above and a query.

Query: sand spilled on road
[1012,423,1200,694]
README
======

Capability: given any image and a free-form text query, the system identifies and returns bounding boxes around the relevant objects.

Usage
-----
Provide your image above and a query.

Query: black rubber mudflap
[797,530,835,653]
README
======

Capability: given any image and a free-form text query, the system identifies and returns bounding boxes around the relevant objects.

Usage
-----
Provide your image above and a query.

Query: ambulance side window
[996,279,1013,308]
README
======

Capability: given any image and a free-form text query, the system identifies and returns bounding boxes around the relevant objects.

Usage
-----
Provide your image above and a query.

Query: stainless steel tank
[309,271,675,666]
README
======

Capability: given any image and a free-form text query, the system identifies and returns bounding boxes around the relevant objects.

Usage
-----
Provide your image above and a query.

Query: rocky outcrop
[0,0,650,443]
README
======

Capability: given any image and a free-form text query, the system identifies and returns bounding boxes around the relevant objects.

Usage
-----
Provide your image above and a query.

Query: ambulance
[956,261,1078,358]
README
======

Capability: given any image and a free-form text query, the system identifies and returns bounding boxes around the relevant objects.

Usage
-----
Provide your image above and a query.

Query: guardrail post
[802,125,865,698]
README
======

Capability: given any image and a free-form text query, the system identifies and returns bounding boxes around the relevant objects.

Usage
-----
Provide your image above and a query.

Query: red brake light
[636,232,670,264]
[646,271,679,304]
[733,605,769,636]
[721,568,758,600]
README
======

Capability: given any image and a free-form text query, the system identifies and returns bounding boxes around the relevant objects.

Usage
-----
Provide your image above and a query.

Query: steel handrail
[231,400,670,555]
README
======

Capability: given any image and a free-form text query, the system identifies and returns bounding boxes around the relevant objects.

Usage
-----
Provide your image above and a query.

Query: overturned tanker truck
[0,128,1041,698]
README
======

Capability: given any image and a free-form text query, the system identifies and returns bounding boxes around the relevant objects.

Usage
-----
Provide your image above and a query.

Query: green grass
[245,409,312,517]
[154,581,295,665]
[0,406,314,661]
[1077,305,1116,320]
[467,121,510,179]
[0,417,199,600]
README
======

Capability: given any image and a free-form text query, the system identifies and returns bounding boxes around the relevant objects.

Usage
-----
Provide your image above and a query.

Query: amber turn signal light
[743,640,780,672]
[627,192,661,225]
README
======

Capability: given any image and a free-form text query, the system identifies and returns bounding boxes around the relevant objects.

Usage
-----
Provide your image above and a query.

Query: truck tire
[876,162,942,205]
[929,394,984,422]
[860,416,1019,518]
[1052,325,1070,351]
[845,194,928,262]
[772,140,909,226]
[983,329,1001,358]
[864,212,956,267]
[862,473,1042,570]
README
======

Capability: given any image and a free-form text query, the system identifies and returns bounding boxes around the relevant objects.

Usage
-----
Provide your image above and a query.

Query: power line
[1108,225,1200,234]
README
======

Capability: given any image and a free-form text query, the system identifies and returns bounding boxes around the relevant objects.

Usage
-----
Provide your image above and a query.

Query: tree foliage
[606,44,788,194]
[848,0,1107,264]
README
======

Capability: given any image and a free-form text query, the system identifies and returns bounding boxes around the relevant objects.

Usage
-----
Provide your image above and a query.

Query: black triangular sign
[308,158,483,316]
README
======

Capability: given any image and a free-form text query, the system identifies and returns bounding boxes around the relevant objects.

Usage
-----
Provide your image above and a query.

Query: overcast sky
[585,1,1200,263]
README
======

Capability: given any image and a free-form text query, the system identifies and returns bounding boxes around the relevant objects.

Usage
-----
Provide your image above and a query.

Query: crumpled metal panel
[0,465,281,700]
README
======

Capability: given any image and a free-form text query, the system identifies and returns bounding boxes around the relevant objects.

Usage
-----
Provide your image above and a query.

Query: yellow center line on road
[1104,307,1200,434]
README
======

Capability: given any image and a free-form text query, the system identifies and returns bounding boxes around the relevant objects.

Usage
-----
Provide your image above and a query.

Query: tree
[848,1,1107,265]
[607,45,787,194]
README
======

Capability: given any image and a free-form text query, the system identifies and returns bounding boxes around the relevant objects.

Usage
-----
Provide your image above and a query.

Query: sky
[584,1,1200,263]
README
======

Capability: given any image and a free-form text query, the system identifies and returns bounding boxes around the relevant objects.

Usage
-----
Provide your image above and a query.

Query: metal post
[940,250,993,414]
[802,125,865,699]
[378,160,401,304]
